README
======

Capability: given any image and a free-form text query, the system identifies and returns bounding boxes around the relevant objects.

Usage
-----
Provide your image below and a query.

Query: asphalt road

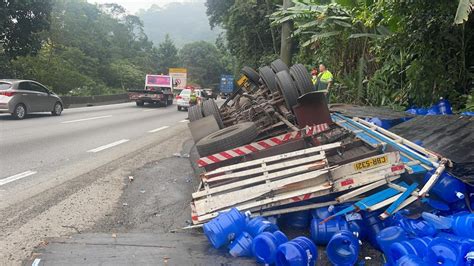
[0,102,188,209]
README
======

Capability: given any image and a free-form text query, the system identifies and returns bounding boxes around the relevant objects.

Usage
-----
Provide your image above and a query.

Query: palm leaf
[349,33,384,39]
[454,0,474,24]
[302,31,341,47]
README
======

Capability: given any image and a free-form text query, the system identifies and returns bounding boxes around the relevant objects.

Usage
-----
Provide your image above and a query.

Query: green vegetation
[206,0,474,111]
[205,0,282,72]
[0,0,227,95]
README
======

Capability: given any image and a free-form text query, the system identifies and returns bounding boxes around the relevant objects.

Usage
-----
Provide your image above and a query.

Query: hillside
[138,2,220,47]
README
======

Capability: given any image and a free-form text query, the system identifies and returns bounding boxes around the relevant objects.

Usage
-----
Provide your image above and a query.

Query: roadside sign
[169,68,187,90]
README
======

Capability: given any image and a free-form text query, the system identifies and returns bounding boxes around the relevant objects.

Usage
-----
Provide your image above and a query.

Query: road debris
[186,59,474,265]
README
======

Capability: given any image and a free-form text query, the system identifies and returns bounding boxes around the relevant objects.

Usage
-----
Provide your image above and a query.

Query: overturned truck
[185,59,474,265]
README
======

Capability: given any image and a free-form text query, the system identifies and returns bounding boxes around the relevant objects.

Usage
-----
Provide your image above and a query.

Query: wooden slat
[194,169,329,216]
[204,142,341,176]
[192,160,326,199]
[336,176,400,203]
[197,180,332,222]
[205,153,326,183]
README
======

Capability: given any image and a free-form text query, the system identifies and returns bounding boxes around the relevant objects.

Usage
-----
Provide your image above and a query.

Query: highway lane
[0,102,188,209]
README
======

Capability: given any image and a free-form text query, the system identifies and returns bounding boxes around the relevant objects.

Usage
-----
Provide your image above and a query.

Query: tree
[179,41,226,87]
[0,0,52,59]
[156,34,179,74]
[5,0,158,95]
[205,0,281,70]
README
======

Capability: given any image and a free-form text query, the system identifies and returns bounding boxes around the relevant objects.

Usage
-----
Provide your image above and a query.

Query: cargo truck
[128,74,174,107]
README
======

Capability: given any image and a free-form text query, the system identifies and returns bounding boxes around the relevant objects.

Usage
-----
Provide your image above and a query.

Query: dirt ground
[19,127,383,265]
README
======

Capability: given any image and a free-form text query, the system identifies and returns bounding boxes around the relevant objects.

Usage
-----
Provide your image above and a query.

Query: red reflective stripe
[234,149,246,156]
[208,155,221,162]
[245,145,258,152]
[258,141,272,149]
[291,196,303,202]
[197,160,207,167]
[271,137,284,144]
[282,133,292,141]
[219,152,233,159]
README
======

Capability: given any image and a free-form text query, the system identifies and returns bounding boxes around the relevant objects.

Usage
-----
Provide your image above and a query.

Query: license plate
[353,155,389,171]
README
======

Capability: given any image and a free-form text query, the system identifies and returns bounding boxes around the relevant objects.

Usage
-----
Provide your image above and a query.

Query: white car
[176,89,203,111]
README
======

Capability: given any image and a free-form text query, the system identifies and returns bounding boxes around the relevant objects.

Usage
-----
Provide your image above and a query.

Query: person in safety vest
[316,64,333,103]
[311,68,318,86]
[189,86,198,106]
[317,64,333,90]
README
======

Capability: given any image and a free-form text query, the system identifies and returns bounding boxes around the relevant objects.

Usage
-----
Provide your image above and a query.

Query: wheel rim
[17,106,25,118]
[55,104,62,114]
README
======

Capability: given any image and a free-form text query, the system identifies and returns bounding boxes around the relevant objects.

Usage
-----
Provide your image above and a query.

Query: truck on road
[219,75,234,99]
[128,74,174,107]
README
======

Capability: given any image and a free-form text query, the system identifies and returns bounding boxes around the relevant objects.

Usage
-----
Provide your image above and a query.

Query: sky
[87,0,204,14]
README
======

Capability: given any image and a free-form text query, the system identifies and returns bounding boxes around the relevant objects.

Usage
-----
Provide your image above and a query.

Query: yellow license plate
[237,75,248,87]
[353,155,388,171]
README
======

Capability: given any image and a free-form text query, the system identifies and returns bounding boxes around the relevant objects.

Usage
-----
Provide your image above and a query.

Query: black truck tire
[290,64,313,95]
[202,99,224,129]
[270,59,290,73]
[259,66,278,92]
[188,105,204,122]
[196,122,258,156]
[241,66,260,86]
[136,101,144,106]
[276,71,299,112]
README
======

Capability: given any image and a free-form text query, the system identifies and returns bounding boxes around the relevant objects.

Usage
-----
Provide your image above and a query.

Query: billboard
[169,68,187,90]
[145,75,172,87]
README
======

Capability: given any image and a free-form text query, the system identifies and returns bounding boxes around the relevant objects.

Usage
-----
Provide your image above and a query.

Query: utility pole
[280,0,294,65]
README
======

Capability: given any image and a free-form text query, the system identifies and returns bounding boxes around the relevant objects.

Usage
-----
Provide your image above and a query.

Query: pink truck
[128,74,174,107]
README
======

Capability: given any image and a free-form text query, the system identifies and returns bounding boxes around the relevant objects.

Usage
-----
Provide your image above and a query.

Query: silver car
[0,79,63,119]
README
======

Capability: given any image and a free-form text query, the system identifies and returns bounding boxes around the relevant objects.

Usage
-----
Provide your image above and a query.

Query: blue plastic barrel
[395,216,437,237]
[326,230,360,266]
[395,254,428,266]
[368,117,393,129]
[452,214,474,238]
[389,237,433,263]
[279,211,311,229]
[423,171,466,203]
[310,217,351,245]
[311,206,332,220]
[252,230,288,264]
[425,237,472,265]
[203,208,247,248]
[376,226,409,265]
[437,98,453,115]
[363,211,390,249]
[435,233,474,245]
[275,237,317,266]
[228,231,254,257]
[246,216,278,237]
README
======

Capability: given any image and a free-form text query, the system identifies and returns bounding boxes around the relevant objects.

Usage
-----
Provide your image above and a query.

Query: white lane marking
[32,258,41,266]
[87,139,129,153]
[179,119,189,123]
[148,126,169,133]
[0,171,37,186]
[143,109,157,112]
[61,115,112,124]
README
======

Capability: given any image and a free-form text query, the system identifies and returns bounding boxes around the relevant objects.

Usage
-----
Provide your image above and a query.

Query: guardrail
[61,93,130,108]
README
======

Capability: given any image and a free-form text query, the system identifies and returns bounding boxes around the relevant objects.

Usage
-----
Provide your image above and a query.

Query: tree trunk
[280,0,294,65]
